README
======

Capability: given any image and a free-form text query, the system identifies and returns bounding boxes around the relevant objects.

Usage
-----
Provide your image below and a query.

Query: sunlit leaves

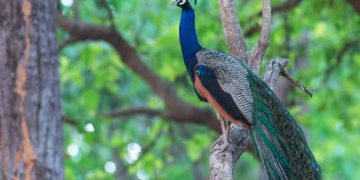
[186,133,212,162]
[59,0,360,179]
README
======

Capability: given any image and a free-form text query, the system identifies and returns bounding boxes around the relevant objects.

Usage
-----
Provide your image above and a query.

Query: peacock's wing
[196,49,321,179]
[196,49,255,124]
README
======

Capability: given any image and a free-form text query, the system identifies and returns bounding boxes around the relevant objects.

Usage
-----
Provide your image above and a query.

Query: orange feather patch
[194,75,250,129]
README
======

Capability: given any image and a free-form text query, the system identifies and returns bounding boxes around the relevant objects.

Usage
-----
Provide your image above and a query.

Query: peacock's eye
[178,0,186,5]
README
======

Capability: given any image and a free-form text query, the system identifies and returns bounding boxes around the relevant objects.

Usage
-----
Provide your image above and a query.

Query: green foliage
[59,0,360,179]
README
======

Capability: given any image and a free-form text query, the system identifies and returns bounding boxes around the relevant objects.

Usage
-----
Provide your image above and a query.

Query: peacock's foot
[210,133,231,155]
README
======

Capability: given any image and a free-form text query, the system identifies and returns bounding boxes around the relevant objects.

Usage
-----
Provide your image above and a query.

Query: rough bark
[218,0,248,62]
[210,0,273,179]
[0,0,63,179]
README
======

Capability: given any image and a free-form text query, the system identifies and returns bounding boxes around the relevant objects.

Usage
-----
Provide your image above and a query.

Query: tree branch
[264,58,288,90]
[210,124,251,180]
[250,0,272,73]
[211,1,309,179]
[280,69,312,97]
[57,13,221,133]
[210,1,272,178]
[218,0,248,61]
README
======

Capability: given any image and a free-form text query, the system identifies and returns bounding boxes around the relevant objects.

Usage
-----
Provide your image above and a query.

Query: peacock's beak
[171,0,177,6]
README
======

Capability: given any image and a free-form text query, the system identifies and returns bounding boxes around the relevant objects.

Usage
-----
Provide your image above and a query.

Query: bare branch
[211,1,313,179]
[210,140,235,180]
[210,1,261,178]
[264,58,312,97]
[210,125,251,180]
[218,0,248,61]
[250,0,272,73]
[57,13,178,109]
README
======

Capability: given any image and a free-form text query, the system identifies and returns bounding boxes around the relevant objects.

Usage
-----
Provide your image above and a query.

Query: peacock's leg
[216,112,229,151]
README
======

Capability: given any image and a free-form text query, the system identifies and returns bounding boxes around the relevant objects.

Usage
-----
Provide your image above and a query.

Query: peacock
[172,0,321,179]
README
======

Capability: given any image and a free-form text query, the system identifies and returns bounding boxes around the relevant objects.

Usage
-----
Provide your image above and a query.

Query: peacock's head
[172,0,197,7]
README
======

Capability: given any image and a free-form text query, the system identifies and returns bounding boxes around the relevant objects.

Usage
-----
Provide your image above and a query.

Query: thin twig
[264,58,312,97]
[280,69,312,97]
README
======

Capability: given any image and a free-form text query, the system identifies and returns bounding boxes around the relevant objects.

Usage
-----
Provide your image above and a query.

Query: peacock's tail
[248,73,321,180]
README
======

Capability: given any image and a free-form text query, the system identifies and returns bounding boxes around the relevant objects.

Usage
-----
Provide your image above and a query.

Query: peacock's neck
[179,4,202,80]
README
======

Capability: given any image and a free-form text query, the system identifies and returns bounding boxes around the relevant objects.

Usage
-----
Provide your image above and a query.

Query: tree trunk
[0,0,63,179]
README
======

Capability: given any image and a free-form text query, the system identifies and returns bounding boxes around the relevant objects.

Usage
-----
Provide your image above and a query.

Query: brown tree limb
[218,0,248,61]
[264,58,313,97]
[250,0,272,73]
[56,13,221,133]
[280,69,312,97]
[211,0,309,179]
[209,124,251,180]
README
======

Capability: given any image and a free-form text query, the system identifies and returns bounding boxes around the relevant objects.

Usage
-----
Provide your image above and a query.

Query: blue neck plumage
[179,3,202,81]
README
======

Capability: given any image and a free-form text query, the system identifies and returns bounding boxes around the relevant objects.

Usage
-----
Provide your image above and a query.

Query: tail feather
[247,72,321,180]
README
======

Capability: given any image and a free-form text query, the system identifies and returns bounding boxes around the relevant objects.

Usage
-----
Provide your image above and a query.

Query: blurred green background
[58,0,360,179]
